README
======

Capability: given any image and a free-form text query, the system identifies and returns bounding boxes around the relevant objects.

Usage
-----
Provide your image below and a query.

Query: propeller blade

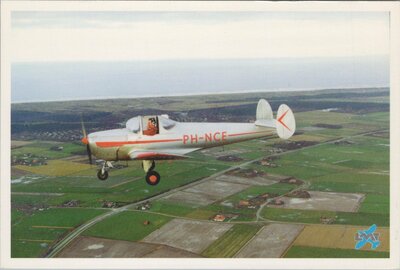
[81,114,92,164]
[87,144,93,165]
[80,114,87,138]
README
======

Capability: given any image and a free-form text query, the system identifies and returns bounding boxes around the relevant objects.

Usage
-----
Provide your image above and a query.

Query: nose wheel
[97,161,112,181]
[97,170,109,181]
[145,170,161,186]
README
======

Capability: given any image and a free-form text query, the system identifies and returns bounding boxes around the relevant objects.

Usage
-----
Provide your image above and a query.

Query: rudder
[276,104,296,140]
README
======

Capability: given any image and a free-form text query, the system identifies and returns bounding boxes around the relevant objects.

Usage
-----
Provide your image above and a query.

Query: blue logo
[354,224,380,250]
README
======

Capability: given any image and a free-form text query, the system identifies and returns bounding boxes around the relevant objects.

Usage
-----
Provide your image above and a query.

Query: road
[46,128,387,258]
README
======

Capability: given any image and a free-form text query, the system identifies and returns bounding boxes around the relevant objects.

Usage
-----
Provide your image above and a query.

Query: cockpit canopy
[126,116,140,133]
[125,115,176,135]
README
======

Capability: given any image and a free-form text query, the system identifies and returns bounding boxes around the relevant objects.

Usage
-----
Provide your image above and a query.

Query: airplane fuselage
[88,122,275,161]
[81,99,295,185]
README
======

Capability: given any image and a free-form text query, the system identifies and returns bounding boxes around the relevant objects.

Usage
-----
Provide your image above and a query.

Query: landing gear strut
[97,161,113,181]
[143,160,161,185]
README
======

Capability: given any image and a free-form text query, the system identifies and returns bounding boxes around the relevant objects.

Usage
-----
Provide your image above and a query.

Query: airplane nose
[81,137,89,145]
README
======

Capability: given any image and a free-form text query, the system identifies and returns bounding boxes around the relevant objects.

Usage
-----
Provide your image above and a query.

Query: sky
[10,11,389,62]
[10,11,390,102]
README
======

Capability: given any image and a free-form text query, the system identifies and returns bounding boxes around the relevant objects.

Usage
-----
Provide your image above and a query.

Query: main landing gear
[97,161,113,181]
[96,160,161,186]
[143,160,161,186]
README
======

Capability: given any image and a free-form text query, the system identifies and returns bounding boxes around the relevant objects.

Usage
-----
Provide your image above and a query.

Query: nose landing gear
[97,161,113,181]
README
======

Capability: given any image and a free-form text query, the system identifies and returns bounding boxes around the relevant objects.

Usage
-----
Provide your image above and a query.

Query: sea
[11,55,389,103]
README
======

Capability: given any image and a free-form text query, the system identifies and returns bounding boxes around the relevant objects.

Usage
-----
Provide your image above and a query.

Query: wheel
[145,171,161,186]
[97,170,109,181]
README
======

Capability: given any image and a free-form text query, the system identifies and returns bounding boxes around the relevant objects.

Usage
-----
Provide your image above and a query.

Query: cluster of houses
[11,153,48,166]
[237,193,276,209]
[211,213,238,222]
[136,201,152,211]
[14,130,83,142]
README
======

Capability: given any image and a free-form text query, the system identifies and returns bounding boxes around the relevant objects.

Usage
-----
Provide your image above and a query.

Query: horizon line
[11,86,389,105]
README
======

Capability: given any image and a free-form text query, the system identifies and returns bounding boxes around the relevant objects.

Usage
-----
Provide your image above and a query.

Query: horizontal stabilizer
[255,119,276,128]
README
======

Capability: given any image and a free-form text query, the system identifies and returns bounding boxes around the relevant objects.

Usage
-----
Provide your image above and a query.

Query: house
[213,214,226,222]
[238,200,250,206]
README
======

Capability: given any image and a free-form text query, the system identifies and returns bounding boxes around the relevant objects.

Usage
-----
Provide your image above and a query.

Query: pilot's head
[148,118,157,127]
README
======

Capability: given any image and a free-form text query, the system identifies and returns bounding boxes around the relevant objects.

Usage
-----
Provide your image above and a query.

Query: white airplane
[81,99,295,186]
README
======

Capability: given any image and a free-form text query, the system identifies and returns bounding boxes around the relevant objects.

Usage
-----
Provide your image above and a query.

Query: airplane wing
[128,148,199,160]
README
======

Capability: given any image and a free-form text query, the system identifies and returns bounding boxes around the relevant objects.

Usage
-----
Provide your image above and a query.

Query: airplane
[81,99,295,186]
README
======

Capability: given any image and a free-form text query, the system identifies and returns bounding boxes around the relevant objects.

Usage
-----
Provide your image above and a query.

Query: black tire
[97,170,109,181]
[145,171,161,186]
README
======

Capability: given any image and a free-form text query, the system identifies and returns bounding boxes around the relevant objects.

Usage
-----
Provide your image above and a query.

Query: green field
[83,211,171,241]
[359,194,390,214]
[11,142,85,160]
[201,224,261,257]
[11,162,229,207]
[284,245,390,258]
[149,201,197,216]
[12,208,107,257]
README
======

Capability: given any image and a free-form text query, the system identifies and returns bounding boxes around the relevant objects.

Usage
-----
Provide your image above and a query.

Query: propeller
[86,144,93,165]
[81,114,93,165]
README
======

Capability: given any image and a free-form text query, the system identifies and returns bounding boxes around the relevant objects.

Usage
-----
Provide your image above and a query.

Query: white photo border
[1,1,399,269]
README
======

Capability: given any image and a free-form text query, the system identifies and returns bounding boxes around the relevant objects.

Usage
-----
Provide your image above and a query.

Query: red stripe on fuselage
[96,138,182,148]
[96,130,273,148]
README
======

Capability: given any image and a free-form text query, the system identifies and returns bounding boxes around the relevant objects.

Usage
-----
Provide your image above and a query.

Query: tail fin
[254,99,296,140]
[256,99,273,121]
[276,104,296,140]
[255,99,275,127]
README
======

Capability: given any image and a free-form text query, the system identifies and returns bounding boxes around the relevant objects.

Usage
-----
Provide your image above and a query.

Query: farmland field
[12,208,107,257]
[292,224,389,252]
[83,211,172,242]
[15,160,92,176]
[201,224,261,257]
[10,87,390,258]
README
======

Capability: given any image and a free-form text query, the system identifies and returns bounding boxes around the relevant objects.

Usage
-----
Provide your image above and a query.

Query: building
[213,214,226,222]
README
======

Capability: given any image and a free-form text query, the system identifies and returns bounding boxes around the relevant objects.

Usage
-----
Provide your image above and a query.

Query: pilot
[143,117,158,136]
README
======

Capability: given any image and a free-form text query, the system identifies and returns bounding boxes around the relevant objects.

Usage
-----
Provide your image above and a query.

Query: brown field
[11,167,29,178]
[15,160,92,176]
[184,180,249,199]
[293,224,389,252]
[200,148,249,157]
[143,218,232,253]
[162,191,216,206]
[216,174,277,186]
[235,223,304,258]
[57,236,201,258]
[11,140,33,149]
[163,180,249,206]
[268,191,364,212]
